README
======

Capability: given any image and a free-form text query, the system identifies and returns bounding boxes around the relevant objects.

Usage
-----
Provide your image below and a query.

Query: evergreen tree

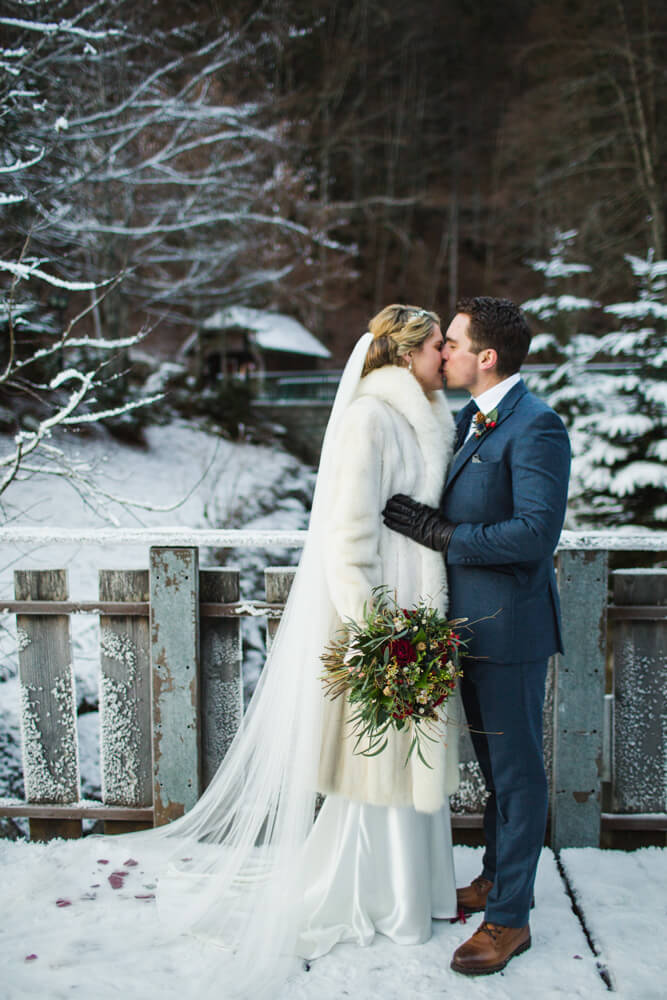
[522,229,599,426]
[572,252,667,528]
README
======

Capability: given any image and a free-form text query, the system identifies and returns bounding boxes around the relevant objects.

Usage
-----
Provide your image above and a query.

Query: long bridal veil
[142,333,375,998]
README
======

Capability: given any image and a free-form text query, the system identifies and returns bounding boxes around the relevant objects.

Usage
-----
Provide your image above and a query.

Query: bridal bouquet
[321,586,468,766]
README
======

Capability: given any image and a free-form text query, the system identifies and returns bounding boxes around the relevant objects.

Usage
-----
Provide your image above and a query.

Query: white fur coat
[318,364,459,813]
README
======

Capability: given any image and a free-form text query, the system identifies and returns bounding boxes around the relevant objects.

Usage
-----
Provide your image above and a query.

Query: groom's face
[443,313,482,392]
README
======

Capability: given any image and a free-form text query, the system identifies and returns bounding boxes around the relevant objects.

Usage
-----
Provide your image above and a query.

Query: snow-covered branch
[0,17,124,41]
[0,260,103,291]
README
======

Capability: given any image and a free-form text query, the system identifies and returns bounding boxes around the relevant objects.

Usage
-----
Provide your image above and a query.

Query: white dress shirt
[464,372,521,442]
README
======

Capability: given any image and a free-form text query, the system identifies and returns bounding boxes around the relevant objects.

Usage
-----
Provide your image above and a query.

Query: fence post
[149,547,200,825]
[200,567,242,788]
[551,549,607,850]
[14,570,81,841]
[264,567,295,650]
[99,569,153,833]
[612,569,667,815]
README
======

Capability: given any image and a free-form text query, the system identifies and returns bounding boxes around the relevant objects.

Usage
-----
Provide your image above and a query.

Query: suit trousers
[460,657,549,927]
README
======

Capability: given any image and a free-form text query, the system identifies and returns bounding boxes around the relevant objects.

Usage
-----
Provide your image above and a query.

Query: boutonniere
[473,407,498,438]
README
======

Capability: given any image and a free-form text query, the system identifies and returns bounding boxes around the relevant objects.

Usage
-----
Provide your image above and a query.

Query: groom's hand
[382,494,456,554]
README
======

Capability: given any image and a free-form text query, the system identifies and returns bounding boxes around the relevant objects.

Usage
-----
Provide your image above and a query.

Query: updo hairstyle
[362,304,440,377]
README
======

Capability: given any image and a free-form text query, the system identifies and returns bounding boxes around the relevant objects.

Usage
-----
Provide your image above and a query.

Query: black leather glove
[382,493,456,554]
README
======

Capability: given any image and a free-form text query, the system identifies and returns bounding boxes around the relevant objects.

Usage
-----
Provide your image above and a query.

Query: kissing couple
[61,297,572,999]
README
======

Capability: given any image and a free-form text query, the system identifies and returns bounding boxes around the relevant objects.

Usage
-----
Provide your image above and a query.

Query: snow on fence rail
[0,529,665,849]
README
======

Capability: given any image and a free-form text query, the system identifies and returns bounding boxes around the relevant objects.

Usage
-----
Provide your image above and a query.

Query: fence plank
[551,550,607,850]
[150,547,200,825]
[99,570,153,834]
[14,570,81,841]
[264,567,295,649]
[200,567,242,787]
[612,570,667,815]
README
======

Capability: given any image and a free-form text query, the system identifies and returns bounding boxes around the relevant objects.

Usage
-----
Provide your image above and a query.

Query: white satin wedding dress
[296,796,456,960]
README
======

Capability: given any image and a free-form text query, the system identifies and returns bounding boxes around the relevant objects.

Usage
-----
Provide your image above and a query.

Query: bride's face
[408,325,445,393]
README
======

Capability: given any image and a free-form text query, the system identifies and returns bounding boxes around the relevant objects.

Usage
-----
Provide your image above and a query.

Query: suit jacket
[440,379,571,664]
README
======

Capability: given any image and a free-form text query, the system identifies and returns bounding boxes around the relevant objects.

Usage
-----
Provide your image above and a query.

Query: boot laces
[472,875,492,889]
[479,921,503,941]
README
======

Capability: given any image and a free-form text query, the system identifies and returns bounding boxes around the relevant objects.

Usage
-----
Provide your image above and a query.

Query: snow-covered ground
[1,419,665,999]
[1,838,663,999]
[0,420,315,810]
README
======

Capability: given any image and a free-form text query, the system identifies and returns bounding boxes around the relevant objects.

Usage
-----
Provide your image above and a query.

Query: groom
[383,297,570,975]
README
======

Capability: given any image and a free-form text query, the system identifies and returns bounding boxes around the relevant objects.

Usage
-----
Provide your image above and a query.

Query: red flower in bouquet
[390,638,416,663]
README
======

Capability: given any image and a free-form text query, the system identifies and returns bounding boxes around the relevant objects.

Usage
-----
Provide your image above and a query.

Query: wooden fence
[0,530,665,850]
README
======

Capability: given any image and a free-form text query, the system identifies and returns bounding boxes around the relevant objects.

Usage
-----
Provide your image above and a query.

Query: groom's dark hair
[456,296,531,376]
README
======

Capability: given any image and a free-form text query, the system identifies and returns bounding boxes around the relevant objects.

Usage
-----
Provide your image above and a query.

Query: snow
[0,526,307,548]
[0,410,664,994]
[624,253,667,280]
[528,261,592,279]
[0,16,122,41]
[527,332,560,354]
[0,149,45,173]
[0,420,315,807]
[648,439,667,461]
[597,413,655,438]
[560,847,667,999]
[19,668,80,804]
[201,306,331,358]
[644,380,667,406]
[0,261,101,291]
[521,295,598,320]
[610,461,667,497]
[605,300,667,321]
[0,838,639,1000]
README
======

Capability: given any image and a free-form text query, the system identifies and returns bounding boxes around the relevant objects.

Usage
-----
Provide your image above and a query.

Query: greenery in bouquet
[321,586,469,767]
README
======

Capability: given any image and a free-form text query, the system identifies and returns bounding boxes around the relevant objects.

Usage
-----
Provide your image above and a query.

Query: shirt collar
[473,372,521,416]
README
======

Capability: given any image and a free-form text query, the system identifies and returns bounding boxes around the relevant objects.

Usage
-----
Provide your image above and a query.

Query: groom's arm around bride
[383,296,571,977]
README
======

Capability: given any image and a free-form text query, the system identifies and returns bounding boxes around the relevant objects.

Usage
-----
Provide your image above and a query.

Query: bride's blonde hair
[362,303,440,377]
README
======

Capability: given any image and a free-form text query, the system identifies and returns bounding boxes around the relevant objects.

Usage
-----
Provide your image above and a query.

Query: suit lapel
[444,379,528,491]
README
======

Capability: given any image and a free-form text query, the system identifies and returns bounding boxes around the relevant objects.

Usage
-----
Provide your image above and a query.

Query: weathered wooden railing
[0,528,665,851]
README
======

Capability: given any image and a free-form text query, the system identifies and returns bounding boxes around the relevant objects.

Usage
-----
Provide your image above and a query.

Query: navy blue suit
[441,379,570,925]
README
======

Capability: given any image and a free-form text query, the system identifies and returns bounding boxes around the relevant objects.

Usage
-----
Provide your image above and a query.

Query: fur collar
[356,365,455,504]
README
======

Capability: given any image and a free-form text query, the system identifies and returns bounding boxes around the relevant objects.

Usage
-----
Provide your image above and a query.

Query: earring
[408,356,413,373]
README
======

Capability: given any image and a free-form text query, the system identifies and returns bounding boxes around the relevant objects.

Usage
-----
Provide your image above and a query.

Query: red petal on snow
[108,873,126,889]
[134,894,155,900]
[55,899,71,908]
[123,858,138,867]
[25,955,38,962]
[97,859,109,865]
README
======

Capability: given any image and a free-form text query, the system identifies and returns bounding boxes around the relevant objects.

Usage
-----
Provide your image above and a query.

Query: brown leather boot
[451,920,531,975]
[455,875,493,914]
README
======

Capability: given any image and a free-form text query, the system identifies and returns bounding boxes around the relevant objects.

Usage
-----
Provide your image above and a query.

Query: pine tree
[521,229,600,426]
[572,252,667,528]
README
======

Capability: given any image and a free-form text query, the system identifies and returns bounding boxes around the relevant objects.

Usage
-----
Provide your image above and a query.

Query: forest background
[1,0,666,527]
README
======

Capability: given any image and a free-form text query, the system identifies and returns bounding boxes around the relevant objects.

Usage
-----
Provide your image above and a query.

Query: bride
[150,304,458,997]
